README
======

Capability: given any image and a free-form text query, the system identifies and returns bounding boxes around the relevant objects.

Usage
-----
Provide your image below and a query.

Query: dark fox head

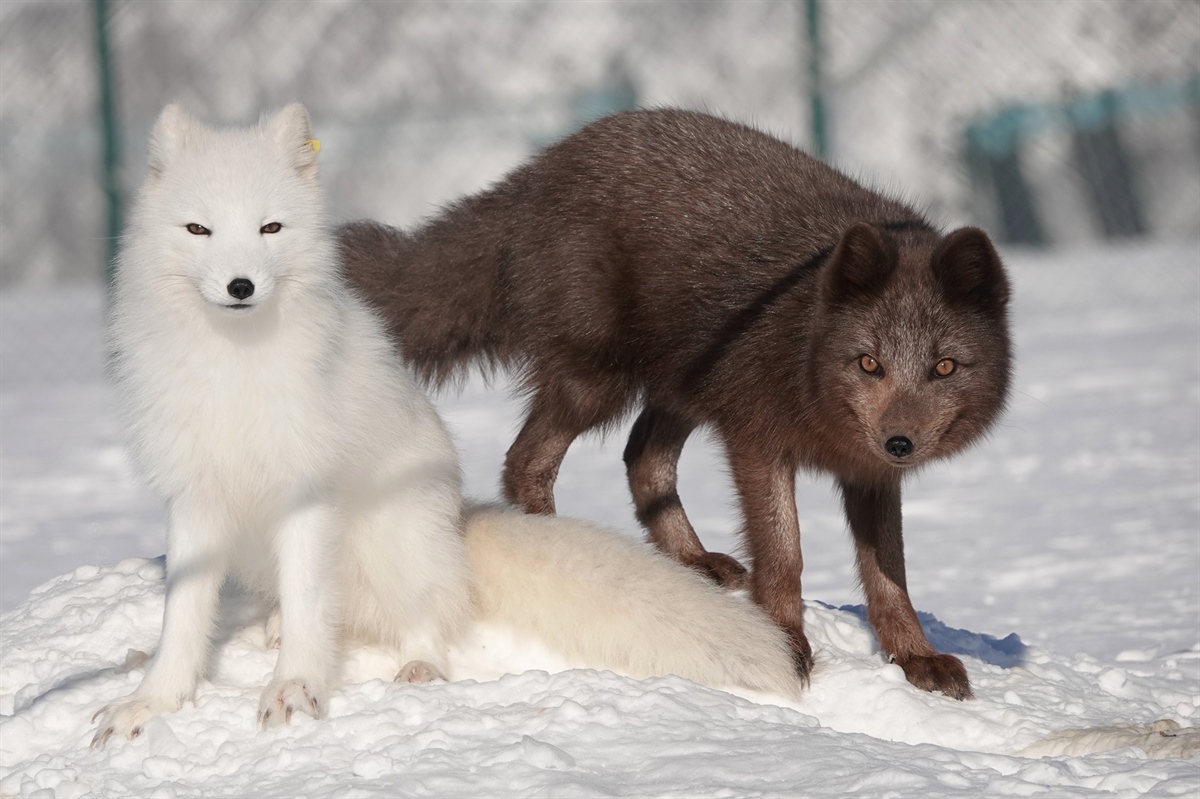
[809,223,1012,476]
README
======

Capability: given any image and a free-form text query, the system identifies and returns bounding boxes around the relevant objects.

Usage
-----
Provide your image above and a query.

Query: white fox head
[120,103,330,315]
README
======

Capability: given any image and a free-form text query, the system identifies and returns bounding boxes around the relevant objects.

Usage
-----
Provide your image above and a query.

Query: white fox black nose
[227,278,255,300]
[885,436,914,458]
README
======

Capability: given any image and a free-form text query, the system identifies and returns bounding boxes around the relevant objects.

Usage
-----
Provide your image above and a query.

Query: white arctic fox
[92,104,798,746]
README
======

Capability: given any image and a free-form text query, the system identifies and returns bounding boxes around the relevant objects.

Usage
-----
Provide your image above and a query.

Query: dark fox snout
[227,278,255,300]
[885,436,914,459]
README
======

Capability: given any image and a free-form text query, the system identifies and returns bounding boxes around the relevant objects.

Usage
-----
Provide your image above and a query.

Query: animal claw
[788,635,814,686]
[258,678,325,729]
[681,551,748,590]
[893,652,973,700]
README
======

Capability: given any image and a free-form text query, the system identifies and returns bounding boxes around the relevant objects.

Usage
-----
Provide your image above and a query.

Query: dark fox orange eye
[859,355,880,374]
[260,222,282,234]
[934,358,956,377]
[186,223,210,236]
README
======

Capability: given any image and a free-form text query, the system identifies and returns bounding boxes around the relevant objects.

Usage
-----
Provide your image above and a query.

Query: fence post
[804,0,828,159]
[1069,90,1146,239]
[93,0,121,285]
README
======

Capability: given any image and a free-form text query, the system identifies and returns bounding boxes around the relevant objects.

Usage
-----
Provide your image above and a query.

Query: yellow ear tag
[307,139,321,153]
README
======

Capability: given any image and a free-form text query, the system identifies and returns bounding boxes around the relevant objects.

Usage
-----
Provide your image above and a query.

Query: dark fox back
[339,109,931,393]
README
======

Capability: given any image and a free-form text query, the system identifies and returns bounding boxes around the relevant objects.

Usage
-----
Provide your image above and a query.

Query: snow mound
[2,559,1196,798]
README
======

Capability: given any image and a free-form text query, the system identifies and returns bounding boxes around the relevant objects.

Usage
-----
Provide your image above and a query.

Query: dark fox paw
[894,652,972,700]
[682,551,748,590]
[786,628,814,684]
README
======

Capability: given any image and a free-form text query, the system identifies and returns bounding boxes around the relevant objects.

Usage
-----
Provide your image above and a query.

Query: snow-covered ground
[1,240,1198,796]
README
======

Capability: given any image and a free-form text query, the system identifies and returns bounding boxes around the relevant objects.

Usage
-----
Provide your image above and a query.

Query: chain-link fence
[1,0,1198,373]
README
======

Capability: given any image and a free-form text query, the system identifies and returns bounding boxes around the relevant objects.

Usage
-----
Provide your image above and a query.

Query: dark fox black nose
[227,278,255,300]
[885,436,914,458]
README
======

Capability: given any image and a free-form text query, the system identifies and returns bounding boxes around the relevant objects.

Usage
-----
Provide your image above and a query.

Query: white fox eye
[260,222,282,234]
[859,355,881,374]
[934,358,957,377]
[186,223,210,236]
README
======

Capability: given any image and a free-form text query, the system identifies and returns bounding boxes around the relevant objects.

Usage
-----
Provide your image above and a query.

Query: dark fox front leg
[624,406,748,588]
[840,479,972,700]
[728,447,812,680]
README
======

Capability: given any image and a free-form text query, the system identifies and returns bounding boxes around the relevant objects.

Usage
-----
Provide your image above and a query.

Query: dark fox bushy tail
[338,201,514,387]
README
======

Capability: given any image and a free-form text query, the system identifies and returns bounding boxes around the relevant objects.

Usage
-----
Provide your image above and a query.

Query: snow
[2,240,1199,795]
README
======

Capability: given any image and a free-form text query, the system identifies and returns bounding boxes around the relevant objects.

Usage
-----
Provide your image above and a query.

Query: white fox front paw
[257,679,326,729]
[91,695,178,748]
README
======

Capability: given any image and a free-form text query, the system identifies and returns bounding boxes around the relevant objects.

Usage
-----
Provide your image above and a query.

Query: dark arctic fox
[340,109,1012,700]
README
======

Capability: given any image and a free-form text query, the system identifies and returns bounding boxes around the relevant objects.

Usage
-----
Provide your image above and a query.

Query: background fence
[1,0,1198,370]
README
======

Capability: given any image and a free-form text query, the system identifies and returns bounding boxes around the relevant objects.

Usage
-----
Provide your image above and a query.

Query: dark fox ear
[823,222,898,302]
[932,227,1010,307]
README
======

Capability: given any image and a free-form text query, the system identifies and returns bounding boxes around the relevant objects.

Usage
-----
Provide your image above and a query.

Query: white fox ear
[265,103,319,180]
[147,104,198,175]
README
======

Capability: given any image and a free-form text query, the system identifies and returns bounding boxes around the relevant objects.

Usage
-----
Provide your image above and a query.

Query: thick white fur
[93,105,797,746]
[465,505,799,698]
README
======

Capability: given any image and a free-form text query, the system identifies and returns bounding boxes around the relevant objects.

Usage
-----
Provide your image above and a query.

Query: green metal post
[804,0,828,159]
[94,0,121,285]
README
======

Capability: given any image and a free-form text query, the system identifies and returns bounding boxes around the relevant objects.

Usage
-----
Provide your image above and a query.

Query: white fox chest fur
[104,104,470,685]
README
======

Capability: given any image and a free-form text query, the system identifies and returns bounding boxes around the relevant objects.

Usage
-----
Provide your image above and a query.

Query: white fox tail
[463,505,801,699]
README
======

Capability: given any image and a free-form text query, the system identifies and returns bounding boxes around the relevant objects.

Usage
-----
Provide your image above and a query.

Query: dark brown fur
[340,110,1012,699]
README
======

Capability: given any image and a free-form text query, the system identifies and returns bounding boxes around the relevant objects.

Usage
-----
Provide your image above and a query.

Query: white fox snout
[197,272,274,311]
[227,278,255,301]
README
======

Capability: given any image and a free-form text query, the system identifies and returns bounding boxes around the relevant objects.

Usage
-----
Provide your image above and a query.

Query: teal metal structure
[94,0,121,284]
